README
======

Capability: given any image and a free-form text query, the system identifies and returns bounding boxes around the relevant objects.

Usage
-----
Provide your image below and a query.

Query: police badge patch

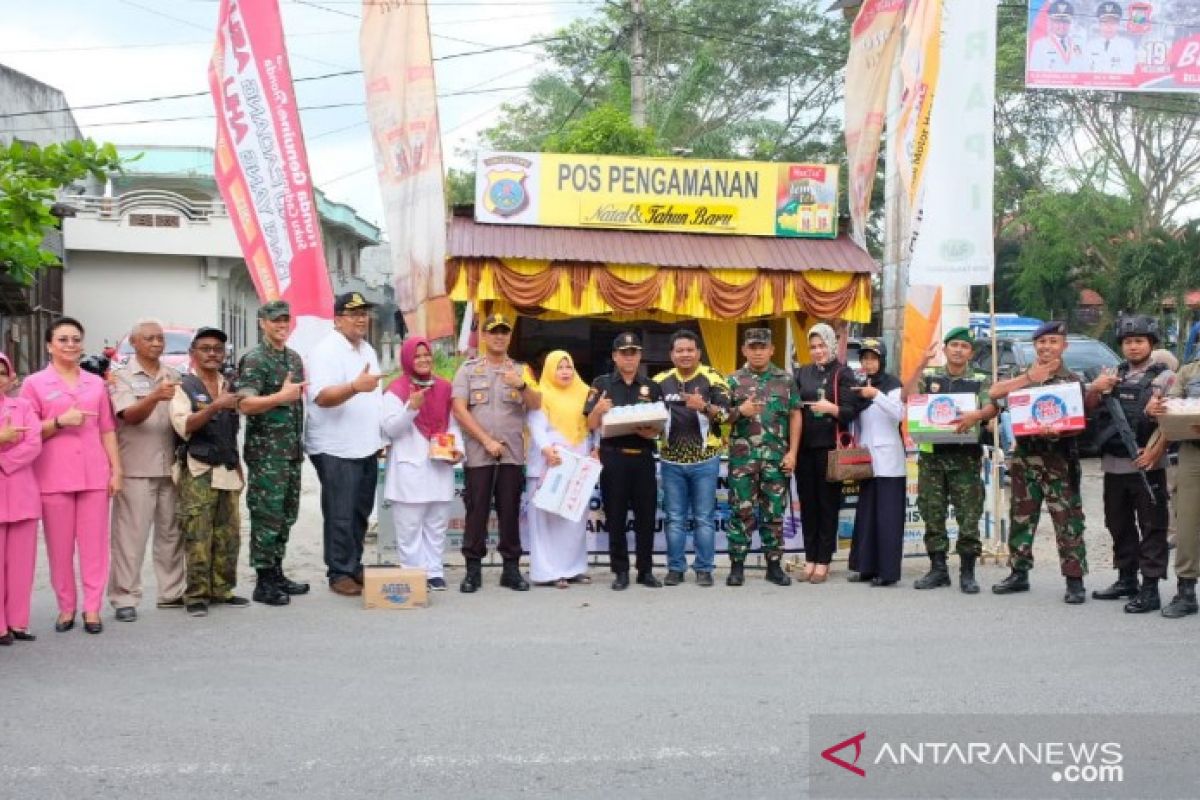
[484,168,529,217]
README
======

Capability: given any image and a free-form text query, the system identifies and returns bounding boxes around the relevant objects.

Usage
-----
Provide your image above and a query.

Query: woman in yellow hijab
[524,351,595,588]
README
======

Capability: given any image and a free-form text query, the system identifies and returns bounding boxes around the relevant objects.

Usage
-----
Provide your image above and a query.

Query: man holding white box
[988,321,1089,604]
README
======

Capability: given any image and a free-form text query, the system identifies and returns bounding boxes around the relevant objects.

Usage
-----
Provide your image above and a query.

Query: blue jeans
[661,457,719,574]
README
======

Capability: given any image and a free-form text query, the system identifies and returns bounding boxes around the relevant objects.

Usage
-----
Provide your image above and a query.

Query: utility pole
[630,0,647,128]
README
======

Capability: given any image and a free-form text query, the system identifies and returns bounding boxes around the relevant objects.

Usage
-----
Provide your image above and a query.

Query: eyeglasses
[194,345,226,354]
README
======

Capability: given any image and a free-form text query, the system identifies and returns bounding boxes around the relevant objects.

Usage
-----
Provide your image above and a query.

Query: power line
[551,33,626,136]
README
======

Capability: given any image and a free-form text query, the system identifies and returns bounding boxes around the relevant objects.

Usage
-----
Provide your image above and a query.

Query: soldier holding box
[988,321,1089,604]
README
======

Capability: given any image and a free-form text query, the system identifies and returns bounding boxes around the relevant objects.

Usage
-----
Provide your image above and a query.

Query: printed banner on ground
[209,0,333,355]
[474,152,839,238]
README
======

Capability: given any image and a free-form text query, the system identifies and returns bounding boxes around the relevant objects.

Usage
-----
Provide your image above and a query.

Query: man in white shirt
[305,292,384,597]
[1028,1,1086,73]
[1087,2,1138,75]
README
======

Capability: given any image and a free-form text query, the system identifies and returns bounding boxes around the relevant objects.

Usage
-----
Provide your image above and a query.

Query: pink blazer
[20,367,117,494]
[0,395,42,522]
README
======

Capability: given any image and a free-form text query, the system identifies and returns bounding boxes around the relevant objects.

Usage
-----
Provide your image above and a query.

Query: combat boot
[1091,568,1138,600]
[1124,578,1160,614]
[726,561,745,587]
[765,554,792,586]
[460,560,482,594]
[1161,578,1198,618]
[914,552,951,590]
[959,553,980,595]
[1064,576,1086,605]
[273,565,310,596]
[991,568,1029,595]
[499,560,530,591]
[252,568,290,606]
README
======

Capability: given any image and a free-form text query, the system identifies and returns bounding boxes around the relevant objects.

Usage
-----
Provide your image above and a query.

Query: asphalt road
[2,460,1196,800]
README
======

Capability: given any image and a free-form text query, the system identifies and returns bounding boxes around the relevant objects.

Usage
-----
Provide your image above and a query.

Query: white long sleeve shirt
[852,386,906,478]
[380,392,462,504]
[525,410,594,479]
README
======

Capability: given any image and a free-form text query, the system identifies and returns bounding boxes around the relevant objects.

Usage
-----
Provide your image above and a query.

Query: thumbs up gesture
[351,363,383,394]
[407,386,428,411]
[277,371,308,403]
[151,378,179,403]
[0,422,29,444]
[593,390,613,415]
[684,387,708,411]
[501,365,525,389]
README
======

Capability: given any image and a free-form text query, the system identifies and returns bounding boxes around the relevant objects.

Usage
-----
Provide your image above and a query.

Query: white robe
[522,409,593,583]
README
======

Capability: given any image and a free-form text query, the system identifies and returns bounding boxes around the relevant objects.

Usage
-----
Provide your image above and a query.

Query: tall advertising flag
[844,0,906,248]
[908,0,996,287]
[209,0,333,355]
[360,0,454,340]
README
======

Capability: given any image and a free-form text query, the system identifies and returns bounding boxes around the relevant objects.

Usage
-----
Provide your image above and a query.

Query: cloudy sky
[0,0,597,226]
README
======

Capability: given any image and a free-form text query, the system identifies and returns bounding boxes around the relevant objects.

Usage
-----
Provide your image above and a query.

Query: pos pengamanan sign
[474,151,839,238]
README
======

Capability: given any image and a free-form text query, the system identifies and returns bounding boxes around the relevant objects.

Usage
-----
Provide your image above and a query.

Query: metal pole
[630,0,647,128]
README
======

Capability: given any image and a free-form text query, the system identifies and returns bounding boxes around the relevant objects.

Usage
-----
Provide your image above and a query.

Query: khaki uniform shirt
[451,357,534,468]
[110,361,181,479]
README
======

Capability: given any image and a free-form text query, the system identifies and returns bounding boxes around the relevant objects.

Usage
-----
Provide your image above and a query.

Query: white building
[63,144,382,357]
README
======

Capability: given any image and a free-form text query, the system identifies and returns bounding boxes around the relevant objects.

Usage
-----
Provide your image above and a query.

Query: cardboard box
[907,393,979,444]
[600,404,669,439]
[361,566,429,610]
[1155,400,1200,442]
[1008,383,1086,437]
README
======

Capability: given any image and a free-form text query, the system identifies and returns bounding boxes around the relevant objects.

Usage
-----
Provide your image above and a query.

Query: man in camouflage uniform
[908,327,998,594]
[989,321,1089,604]
[169,327,247,617]
[236,300,309,606]
[724,328,802,587]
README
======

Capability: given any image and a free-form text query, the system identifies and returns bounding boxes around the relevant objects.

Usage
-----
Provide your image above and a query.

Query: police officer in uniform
[451,313,541,594]
[907,327,999,594]
[1028,1,1085,72]
[1087,315,1173,612]
[584,332,665,590]
[989,321,1089,604]
[1088,2,1138,75]
[725,328,801,587]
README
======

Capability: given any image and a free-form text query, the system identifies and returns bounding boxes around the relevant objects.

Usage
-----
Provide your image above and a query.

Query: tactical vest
[1094,362,1165,457]
[178,374,240,469]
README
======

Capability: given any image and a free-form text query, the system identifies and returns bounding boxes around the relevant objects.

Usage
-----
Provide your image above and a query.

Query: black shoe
[870,577,897,587]
[1064,576,1086,605]
[765,556,792,586]
[726,561,745,587]
[54,616,75,633]
[114,607,137,622]
[83,617,103,634]
[186,603,208,617]
[696,571,714,587]
[636,571,663,588]
[428,577,448,591]
[846,572,871,583]
[1162,579,1199,618]
[1092,570,1138,600]
[992,568,1030,595]
[612,571,630,591]
[218,595,250,607]
[0,632,11,646]
[9,629,36,642]
[663,570,684,586]
[253,569,290,606]
[1124,580,1160,613]
[273,566,310,596]
[155,598,185,609]
[500,561,531,591]
[460,560,482,594]
[959,554,980,595]
[914,552,951,590]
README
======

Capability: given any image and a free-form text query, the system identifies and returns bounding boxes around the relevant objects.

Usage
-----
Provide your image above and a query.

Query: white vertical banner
[908,0,996,287]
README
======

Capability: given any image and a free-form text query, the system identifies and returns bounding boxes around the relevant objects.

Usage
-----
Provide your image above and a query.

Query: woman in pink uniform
[0,351,42,645]
[21,317,121,635]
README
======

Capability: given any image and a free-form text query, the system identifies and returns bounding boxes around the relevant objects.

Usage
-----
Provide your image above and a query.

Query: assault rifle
[1101,392,1157,505]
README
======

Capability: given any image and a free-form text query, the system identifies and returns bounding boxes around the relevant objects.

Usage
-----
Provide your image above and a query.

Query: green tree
[446,167,475,207]
[543,104,661,155]
[1,139,123,284]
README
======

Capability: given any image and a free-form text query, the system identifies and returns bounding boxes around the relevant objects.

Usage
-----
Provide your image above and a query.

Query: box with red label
[906,393,979,444]
[1007,383,1086,437]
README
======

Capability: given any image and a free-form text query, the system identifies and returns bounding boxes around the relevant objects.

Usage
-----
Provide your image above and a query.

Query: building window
[154,214,180,228]
[350,249,359,277]
[129,213,154,227]
[336,248,344,276]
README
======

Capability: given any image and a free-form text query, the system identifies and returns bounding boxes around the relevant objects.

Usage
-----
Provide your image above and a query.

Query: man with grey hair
[107,318,185,621]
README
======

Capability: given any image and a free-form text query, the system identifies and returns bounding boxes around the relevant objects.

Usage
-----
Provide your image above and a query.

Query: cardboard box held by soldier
[907,393,979,444]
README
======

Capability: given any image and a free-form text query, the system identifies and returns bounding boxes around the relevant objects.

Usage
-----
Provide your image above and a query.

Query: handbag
[824,368,874,483]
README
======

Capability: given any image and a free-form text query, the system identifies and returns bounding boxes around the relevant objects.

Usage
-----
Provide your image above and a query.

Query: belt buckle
[621,448,642,455]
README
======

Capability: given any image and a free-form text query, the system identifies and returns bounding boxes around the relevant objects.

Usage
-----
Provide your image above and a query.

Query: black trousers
[462,463,524,563]
[1103,468,1169,579]
[599,448,658,575]
[796,447,843,565]
[309,453,377,583]
[848,477,906,583]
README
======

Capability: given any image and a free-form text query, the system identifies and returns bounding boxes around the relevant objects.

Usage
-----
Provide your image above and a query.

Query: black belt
[1016,438,1076,455]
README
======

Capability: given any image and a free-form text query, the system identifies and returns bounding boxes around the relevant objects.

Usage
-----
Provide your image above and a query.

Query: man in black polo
[585,332,664,590]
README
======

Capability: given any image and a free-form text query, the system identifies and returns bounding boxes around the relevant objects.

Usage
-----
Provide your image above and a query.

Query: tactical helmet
[1114,314,1160,345]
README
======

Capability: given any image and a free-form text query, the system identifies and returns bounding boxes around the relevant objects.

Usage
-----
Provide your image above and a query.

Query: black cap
[1048,0,1073,17]
[1032,321,1067,341]
[1096,1,1121,19]
[743,328,772,345]
[482,312,513,332]
[612,331,642,351]
[192,326,228,345]
[334,291,376,315]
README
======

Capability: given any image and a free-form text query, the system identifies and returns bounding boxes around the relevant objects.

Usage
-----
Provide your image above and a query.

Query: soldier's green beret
[943,326,973,345]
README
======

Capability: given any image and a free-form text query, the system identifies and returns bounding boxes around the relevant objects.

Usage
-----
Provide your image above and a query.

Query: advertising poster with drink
[774,164,838,238]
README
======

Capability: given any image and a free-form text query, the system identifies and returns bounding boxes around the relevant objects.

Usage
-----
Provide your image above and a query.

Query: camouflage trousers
[916,448,984,557]
[246,459,301,569]
[727,455,788,559]
[1008,451,1088,577]
[178,468,241,604]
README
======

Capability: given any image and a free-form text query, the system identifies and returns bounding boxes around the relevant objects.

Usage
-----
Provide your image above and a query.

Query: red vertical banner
[360,0,454,340]
[209,0,333,355]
